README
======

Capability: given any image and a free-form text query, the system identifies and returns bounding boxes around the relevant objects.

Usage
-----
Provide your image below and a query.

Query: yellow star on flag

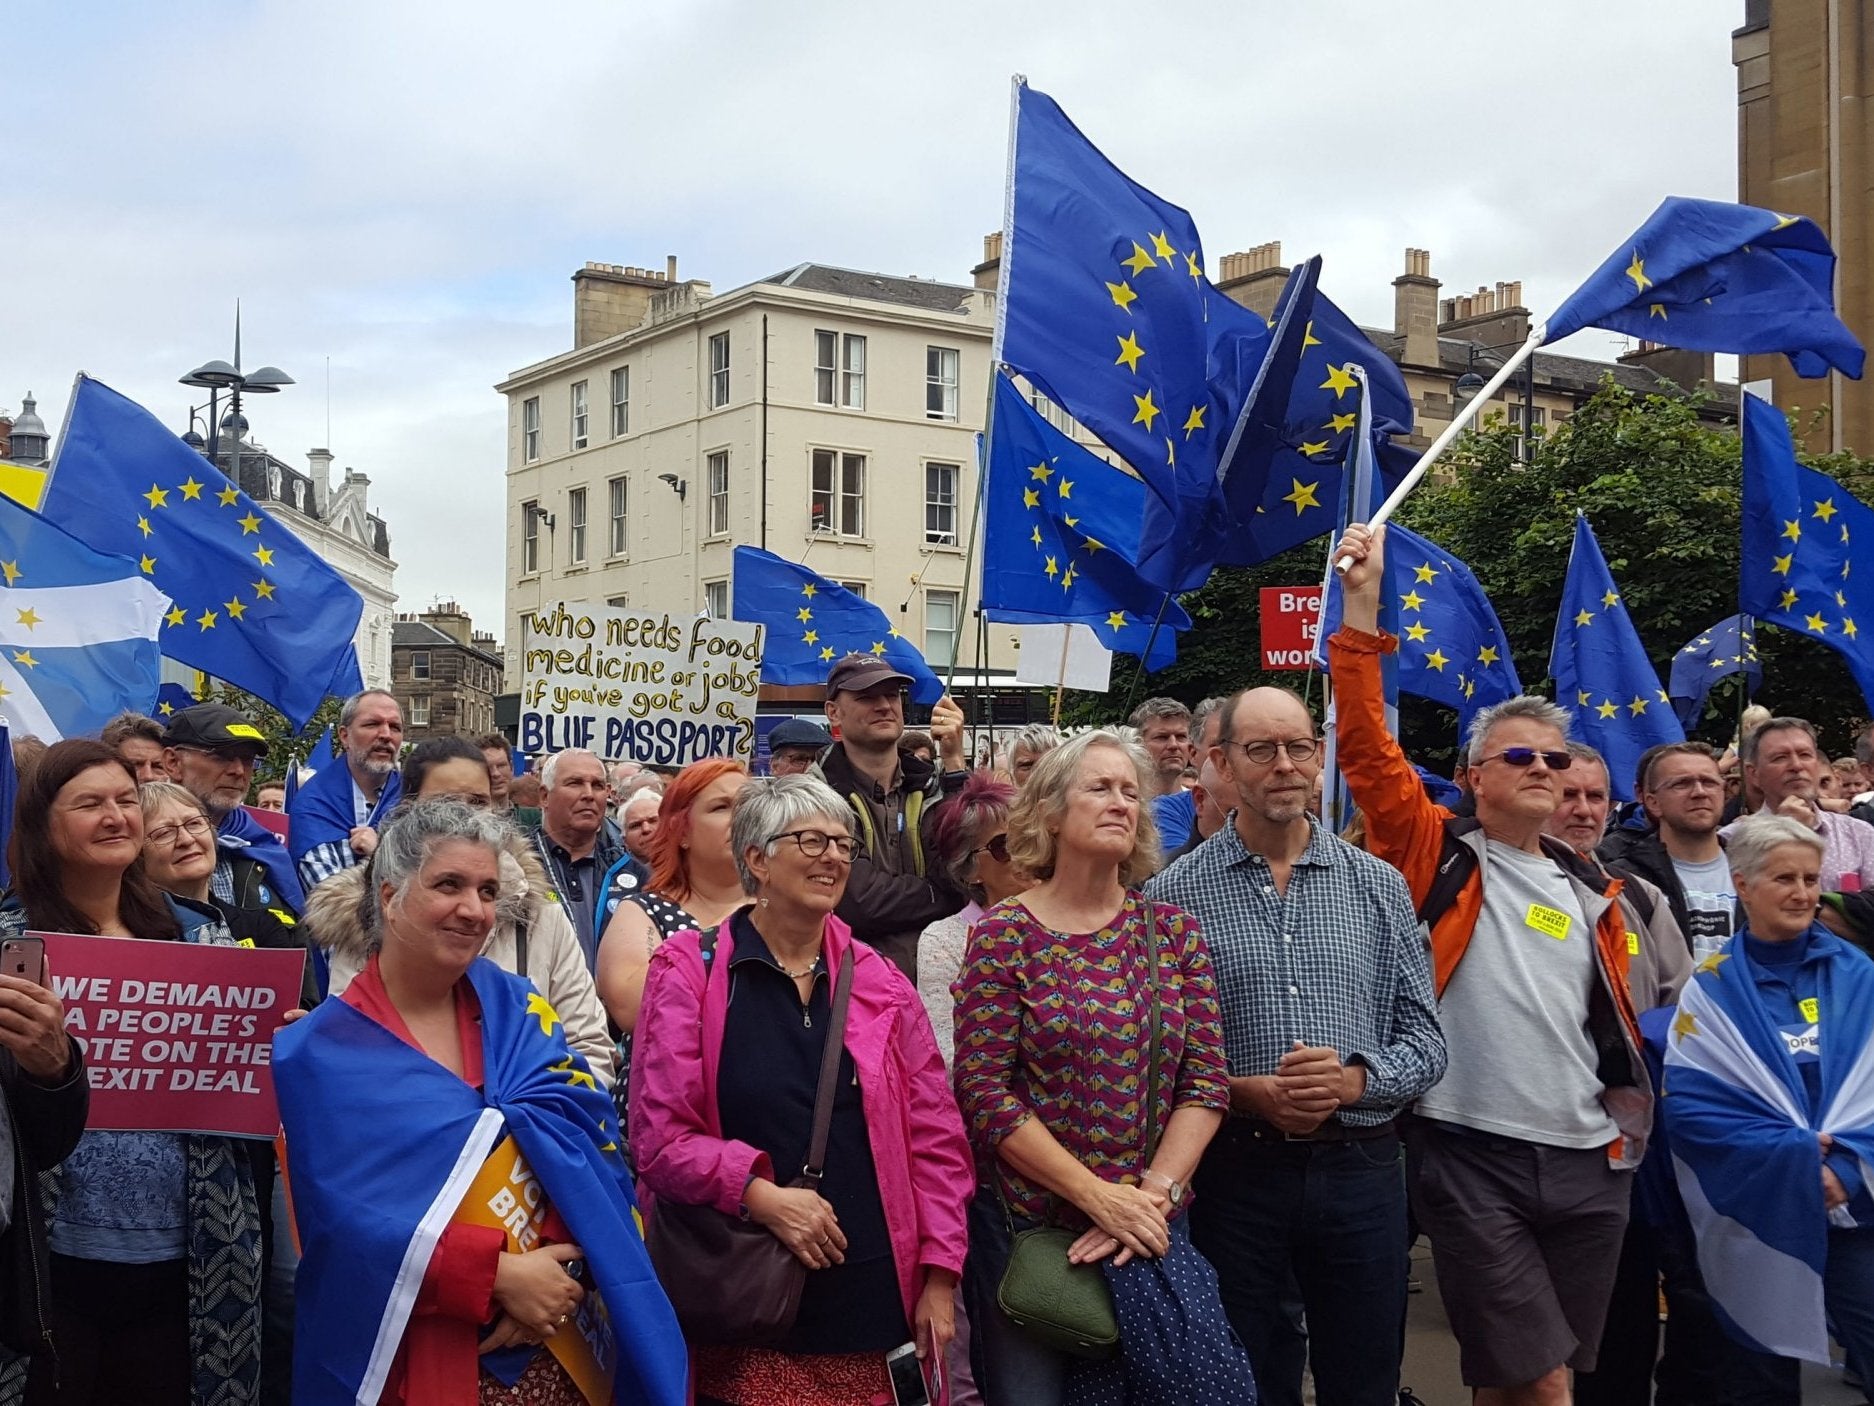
[1106,280,1138,312]
[1022,488,1040,509]
[1625,252,1652,293]
[165,605,186,627]
[802,629,818,645]
[253,545,275,567]
[179,477,204,501]
[143,484,169,509]
[1083,536,1107,553]
[548,1055,596,1092]
[1106,611,1127,631]
[1845,619,1859,639]
[1031,526,1043,547]
[1400,590,1426,611]
[1782,519,1802,542]
[801,583,817,598]
[1477,645,1500,665]
[1424,649,1450,672]
[1029,463,1053,482]
[1282,479,1321,514]
[1327,412,1357,434]
[1114,331,1145,372]
[1404,622,1431,643]
[1628,696,1648,716]
[253,579,276,600]
[888,626,904,639]
[237,512,262,535]
[225,598,247,621]
[1149,231,1176,263]
[1602,590,1619,608]
[1301,321,1323,350]
[1672,1009,1700,1043]
[1182,406,1205,436]
[796,607,812,623]
[819,646,835,662]
[1596,699,1619,719]
[1805,612,1828,633]
[1122,242,1156,276]
[10,650,36,669]
[869,641,886,657]
[1578,690,1592,706]
[1575,609,1594,627]
[1132,390,1161,431]
[139,554,157,575]
[197,610,218,630]
[1058,479,1073,499]
[217,485,240,507]
[1299,440,1330,458]
[1060,563,1077,590]
[1771,553,1793,575]
[14,608,38,631]
[525,991,562,1037]
[1780,588,1799,609]
[1412,562,1439,584]
[1184,251,1202,280]
[1043,555,1059,579]
[1815,499,1839,523]
[1319,363,1358,397]
[137,516,153,538]
[1648,303,1668,320]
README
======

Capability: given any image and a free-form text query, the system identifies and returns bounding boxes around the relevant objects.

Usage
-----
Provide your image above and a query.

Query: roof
[393,619,503,663]
[759,263,978,315]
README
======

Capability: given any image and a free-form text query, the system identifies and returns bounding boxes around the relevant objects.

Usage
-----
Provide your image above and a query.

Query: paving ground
[1396,1240,1866,1405]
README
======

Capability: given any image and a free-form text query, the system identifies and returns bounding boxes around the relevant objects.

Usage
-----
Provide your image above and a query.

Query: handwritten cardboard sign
[43,932,305,1137]
[517,603,761,765]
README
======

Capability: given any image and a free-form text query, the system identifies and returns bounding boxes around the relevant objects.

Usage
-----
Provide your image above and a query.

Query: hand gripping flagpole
[1333,323,1546,572]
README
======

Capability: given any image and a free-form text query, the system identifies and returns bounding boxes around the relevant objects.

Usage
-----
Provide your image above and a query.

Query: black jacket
[1597,826,1694,940]
[0,1043,87,1359]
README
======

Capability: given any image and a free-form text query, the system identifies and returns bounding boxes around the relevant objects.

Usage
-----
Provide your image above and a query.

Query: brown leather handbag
[644,927,856,1347]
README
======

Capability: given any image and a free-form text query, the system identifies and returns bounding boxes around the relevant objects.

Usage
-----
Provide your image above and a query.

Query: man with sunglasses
[1147,685,1445,1406]
[814,653,970,977]
[1330,524,1657,1406]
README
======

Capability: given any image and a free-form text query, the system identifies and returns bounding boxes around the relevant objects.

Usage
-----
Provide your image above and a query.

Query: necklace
[778,950,822,980]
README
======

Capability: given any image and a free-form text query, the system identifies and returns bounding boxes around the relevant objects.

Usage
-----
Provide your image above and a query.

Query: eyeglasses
[145,816,214,848]
[1655,775,1724,794]
[775,830,860,861]
[972,833,1011,863]
[1228,738,1321,766]
[1477,747,1573,771]
[173,744,260,769]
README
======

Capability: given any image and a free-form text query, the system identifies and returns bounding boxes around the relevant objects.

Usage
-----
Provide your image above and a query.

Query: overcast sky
[6,1,1741,640]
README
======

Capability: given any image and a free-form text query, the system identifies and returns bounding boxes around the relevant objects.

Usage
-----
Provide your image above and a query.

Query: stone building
[391,603,503,739]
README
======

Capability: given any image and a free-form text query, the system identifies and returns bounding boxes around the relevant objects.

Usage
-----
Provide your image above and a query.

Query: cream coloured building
[496,260,1014,689]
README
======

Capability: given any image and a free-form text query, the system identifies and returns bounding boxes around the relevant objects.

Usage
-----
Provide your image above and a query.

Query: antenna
[233,299,242,372]
[325,356,332,446]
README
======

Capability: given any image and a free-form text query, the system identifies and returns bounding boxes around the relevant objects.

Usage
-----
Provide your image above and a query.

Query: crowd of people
[0,524,1872,1403]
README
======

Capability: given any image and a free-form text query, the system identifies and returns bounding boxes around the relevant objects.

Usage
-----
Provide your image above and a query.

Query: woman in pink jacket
[630,775,974,1406]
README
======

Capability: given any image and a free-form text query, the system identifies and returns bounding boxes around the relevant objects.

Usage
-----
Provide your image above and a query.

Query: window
[410,650,431,681]
[522,397,540,462]
[809,449,865,537]
[925,590,960,665]
[708,332,730,408]
[927,346,960,421]
[813,331,866,409]
[1031,389,1074,435]
[521,500,540,573]
[840,581,867,599]
[608,476,628,555]
[570,381,589,449]
[707,451,730,535]
[924,462,959,546]
[410,696,430,728]
[814,331,836,405]
[610,367,629,436]
[704,580,728,619]
[567,487,588,563]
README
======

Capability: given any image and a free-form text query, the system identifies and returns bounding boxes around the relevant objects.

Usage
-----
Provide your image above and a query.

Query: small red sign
[1260,586,1325,671]
[43,932,306,1138]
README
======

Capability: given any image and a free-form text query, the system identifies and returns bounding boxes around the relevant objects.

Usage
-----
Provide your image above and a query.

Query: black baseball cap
[163,703,271,755]
[768,718,834,752]
[825,653,914,696]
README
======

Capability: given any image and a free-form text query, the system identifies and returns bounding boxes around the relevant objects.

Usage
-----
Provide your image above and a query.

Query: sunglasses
[1477,747,1573,771]
[972,833,1011,863]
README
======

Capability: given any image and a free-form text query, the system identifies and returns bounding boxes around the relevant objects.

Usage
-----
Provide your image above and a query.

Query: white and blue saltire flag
[1663,930,1874,1363]
[0,490,170,741]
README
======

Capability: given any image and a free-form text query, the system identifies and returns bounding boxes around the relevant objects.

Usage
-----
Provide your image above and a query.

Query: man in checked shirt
[1148,684,1446,1406]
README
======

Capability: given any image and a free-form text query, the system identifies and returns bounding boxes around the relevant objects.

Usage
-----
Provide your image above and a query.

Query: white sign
[518,603,763,766]
[1012,624,1113,692]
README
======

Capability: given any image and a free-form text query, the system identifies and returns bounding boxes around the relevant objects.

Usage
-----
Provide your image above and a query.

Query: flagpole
[1334,325,1546,571]
[1051,627,1071,726]
[1122,592,1175,720]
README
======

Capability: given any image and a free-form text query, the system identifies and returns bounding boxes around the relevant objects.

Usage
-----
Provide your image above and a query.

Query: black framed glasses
[1655,775,1723,794]
[145,815,214,848]
[1228,738,1321,766]
[1477,747,1573,771]
[775,830,860,861]
[972,833,1010,863]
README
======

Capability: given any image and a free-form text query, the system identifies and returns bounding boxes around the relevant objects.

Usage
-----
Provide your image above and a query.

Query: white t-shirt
[1672,852,1737,964]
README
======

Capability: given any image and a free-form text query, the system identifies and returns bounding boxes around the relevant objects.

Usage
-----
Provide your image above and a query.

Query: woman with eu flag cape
[273,800,686,1406]
[1662,813,1874,1380]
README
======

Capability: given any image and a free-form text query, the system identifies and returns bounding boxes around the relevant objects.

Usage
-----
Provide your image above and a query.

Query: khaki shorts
[1404,1116,1631,1388]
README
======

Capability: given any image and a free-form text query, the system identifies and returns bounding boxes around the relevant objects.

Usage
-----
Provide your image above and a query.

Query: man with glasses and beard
[288,689,405,894]
[1330,524,1658,1406]
[1148,686,1444,1406]
[162,703,306,921]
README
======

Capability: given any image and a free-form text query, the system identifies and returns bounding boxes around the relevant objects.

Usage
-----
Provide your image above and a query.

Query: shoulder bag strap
[513,919,529,978]
[800,943,856,1187]
[1139,893,1165,1167]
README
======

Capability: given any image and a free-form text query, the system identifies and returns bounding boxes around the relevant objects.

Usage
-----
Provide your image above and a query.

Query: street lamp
[179,330,294,486]
[1452,341,1538,462]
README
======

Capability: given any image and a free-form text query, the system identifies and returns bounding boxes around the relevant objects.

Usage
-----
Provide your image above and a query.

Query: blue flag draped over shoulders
[286,755,400,865]
[274,957,686,1406]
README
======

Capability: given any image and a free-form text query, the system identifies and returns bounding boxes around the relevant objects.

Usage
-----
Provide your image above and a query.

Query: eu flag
[1738,394,1874,712]
[983,376,1188,670]
[1667,615,1760,729]
[44,377,366,729]
[1547,198,1864,379]
[1550,513,1684,802]
[732,546,944,703]
[154,681,197,720]
[999,82,1268,558]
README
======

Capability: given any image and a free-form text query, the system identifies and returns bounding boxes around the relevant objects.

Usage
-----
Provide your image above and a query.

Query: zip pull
[803,1007,813,1029]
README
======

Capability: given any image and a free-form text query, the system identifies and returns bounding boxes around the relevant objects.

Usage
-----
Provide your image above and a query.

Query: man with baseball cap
[164,702,306,919]
[766,717,834,777]
[814,653,970,975]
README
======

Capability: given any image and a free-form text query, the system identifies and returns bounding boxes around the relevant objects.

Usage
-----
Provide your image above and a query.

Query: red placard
[42,932,306,1137]
[1260,586,1325,671]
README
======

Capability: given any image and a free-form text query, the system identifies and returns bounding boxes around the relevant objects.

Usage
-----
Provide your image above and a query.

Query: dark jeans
[962,1187,1069,1406]
[26,1255,189,1406]
[1190,1121,1407,1406]
[1827,1227,1874,1394]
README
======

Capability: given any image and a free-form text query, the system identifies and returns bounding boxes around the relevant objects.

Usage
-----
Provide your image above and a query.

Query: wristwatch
[1141,1168,1185,1208]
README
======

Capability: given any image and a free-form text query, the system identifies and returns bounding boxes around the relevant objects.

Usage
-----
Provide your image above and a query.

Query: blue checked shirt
[1146,816,1446,1124]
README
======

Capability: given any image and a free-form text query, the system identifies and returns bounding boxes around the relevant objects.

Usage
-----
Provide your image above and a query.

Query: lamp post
[179,318,294,485]
[1452,340,1539,462]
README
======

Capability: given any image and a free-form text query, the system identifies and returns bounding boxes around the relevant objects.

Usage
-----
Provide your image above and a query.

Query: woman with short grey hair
[631,776,973,1404]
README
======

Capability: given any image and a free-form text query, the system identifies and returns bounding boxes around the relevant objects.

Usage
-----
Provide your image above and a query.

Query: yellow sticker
[1800,997,1820,1024]
[1626,932,1641,956]
[1526,903,1572,940]
[226,723,266,740]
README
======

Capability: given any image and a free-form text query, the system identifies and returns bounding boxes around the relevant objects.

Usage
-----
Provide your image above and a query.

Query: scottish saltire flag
[0,489,170,742]
[1220,269,1415,569]
[732,546,944,703]
[999,82,1269,549]
[1547,198,1864,379]
[44,377,365,728]
[984,377,1187,670]
[1550,514,1684,802]
[1738,394,1874,712]
[274,958,687,1405]
[1668,615,1761,729]
[1663,928,1874,1363]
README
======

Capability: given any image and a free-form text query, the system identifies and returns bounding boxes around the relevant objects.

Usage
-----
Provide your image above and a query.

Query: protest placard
[43,932,305,1138]
[1259,585,1325,671]
[517,602,762,765]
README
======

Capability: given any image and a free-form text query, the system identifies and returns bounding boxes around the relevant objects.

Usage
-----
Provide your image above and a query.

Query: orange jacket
[1328,624,1652,1166]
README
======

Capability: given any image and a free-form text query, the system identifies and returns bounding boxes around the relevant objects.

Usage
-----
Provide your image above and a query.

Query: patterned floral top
[952,892,1230,1224]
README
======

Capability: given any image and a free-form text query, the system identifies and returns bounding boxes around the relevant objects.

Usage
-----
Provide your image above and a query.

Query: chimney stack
[1214,242,1289,322]
[1618,339,1715,392]
[571,261,674,348]
[972,231,1003,292]
[306,447,334,518]
[1437,276,1530,350]
[1393,248,1440,368]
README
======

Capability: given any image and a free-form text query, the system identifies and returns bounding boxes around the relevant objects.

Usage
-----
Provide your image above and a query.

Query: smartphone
[0,938,45,987]
[885,1342,930,1406]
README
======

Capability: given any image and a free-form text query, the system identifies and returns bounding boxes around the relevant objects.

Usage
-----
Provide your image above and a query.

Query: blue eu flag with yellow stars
[1547,197,1864,379]
[999,81,1269,572]
[731,546,944,703]
[1739,394,1874,712]
[1668,615,1760,729]
[43,377,367,729]
[982,376,1188,670]
[1550,513,1684,802]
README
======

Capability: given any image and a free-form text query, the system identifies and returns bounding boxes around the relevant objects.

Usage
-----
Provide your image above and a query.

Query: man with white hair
[529,748,645,969]
[1331,524,1657,1406]
[1726,716,1874,891]
[620,786,661,865]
